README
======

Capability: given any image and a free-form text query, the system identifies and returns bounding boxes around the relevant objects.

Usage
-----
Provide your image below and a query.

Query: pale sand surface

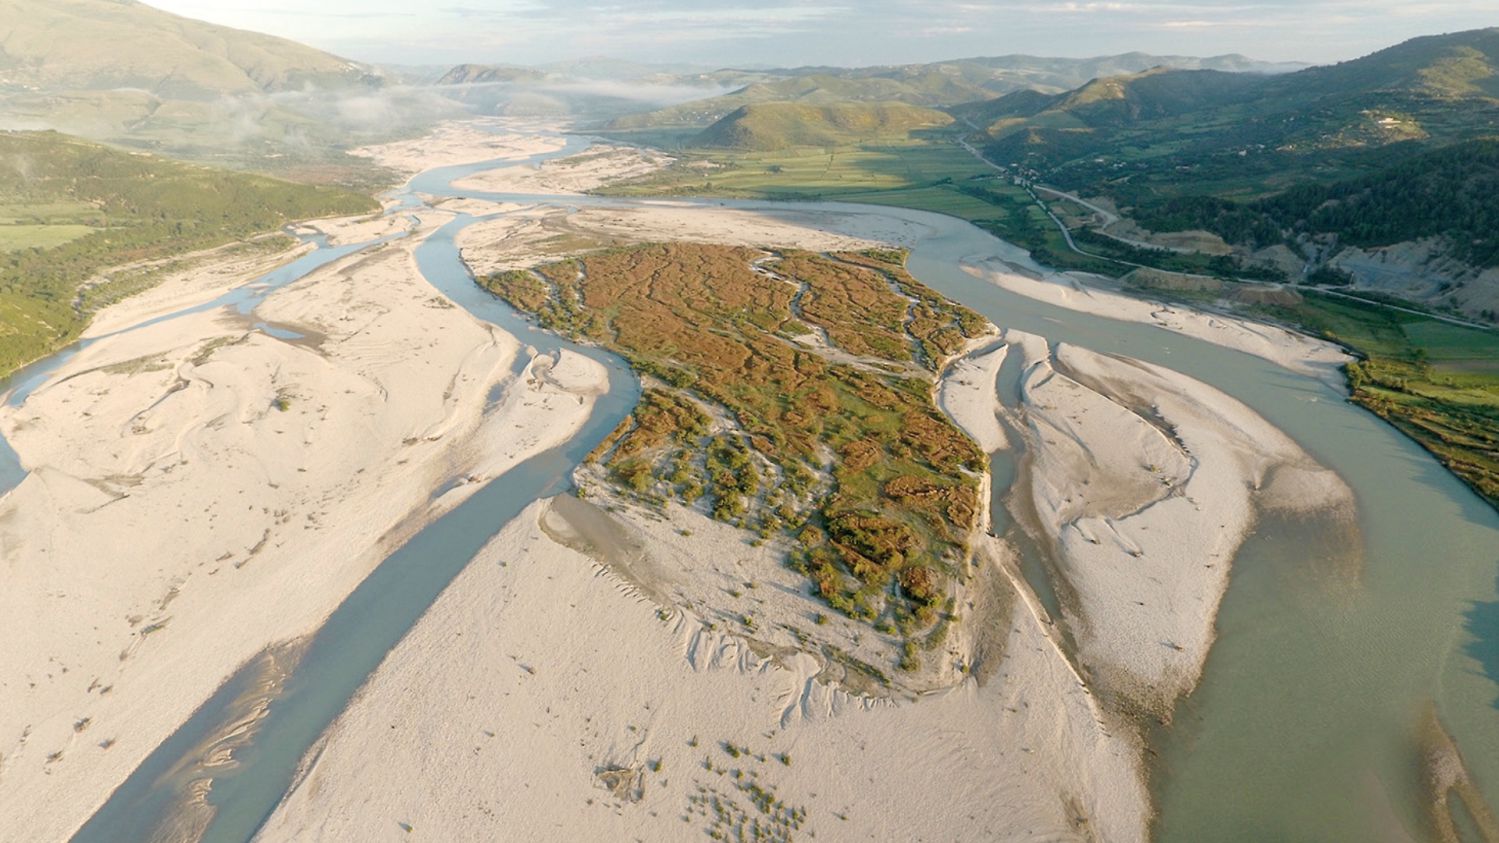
[86,212,422,339]
[255,173,1159,837]
[963,258,1351,385]
[1012,335,1352,712]
[291,209,421,247]
[254,176,1162,837]
[256,498,1149,843]
[940,342,1011,454]
[0,219,605,840]
[456,202,900,276]
[452,144,674,195]
[83,237,314,339]
[0,125,1367,840]
[349,121,567,179]
[252,143,1366,838]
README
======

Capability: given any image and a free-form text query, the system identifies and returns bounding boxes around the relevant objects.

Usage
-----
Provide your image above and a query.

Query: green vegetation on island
[482,243,989,637]
[600,27,1499,513]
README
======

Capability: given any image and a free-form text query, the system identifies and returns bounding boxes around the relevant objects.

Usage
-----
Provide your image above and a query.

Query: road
[951,134,1496,333]
[1033,186,1199,254]
[954,135,1202,274]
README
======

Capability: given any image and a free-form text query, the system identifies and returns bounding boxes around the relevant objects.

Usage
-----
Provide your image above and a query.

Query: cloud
[147,0,1499,67]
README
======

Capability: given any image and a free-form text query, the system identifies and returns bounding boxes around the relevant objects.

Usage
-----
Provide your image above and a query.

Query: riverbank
[256,496,1150,842]
[961,258,1351,386]
[452,143,675,195]
[248,125,1382,841]
[0,207,605,840]
[1014,338,1354,713]
[454,200,914,276]
[349,121,567,181]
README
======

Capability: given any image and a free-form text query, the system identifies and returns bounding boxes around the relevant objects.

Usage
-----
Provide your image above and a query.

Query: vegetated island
[593,49,1499,513]
[483,242,992,664]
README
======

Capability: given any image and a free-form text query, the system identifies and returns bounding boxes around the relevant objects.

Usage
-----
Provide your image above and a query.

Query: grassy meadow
[1253,293,1499,506]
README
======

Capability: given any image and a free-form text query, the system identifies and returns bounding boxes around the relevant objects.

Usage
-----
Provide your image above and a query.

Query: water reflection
[1466,586,1499,710]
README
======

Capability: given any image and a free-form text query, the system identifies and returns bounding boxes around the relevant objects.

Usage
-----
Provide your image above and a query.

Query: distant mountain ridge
[437,64,548,86]
[970,28,1499,175]
[691,102,953,150]
[599,52,1304,131]
[957,28,1499,320]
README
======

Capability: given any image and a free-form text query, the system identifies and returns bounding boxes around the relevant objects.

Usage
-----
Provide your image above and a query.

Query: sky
[144,0,1498,69]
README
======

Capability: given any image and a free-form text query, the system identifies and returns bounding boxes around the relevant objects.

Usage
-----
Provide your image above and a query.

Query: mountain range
[600,53,1303,131]
[967,28,1499,179]
[944,28,1499,318]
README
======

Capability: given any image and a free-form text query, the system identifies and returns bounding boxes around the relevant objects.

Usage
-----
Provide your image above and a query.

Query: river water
[896,220,1499,841]
[17,127,1492,841]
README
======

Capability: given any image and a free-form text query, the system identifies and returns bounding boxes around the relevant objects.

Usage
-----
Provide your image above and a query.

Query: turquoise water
[67,139,640,843]
[887,211,1499,841]
[48,131,1499,841]
[0,230,396,494]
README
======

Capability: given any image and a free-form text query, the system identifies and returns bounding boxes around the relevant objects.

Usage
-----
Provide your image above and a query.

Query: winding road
[952,133,1496,332]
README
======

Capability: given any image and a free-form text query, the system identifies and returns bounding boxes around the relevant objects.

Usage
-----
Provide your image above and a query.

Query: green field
[1249,293,1499,507]
[602,139,1135,271]
[0,225,96,252]
[602,138,1259,279]
[603,141,991,203]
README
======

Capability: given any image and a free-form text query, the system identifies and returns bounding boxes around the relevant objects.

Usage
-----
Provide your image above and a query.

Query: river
[18,126,1493,841]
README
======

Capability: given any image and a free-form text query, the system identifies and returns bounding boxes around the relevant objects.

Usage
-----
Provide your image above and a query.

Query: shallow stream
[3,126,1486,842]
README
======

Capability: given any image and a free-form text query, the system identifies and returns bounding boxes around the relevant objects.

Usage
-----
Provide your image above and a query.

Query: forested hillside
[605,52,1299,132]
[0,131,376,375]
[974,28,1499,196]
[1133,139,1499,267]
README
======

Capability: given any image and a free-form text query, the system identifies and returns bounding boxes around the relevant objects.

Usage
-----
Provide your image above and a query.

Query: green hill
[692,102,954,150]
[0,0,378,97]
[607,53,1300,132]
[0,130,376,375]
[1134,139,1499,267]
[1280,27,1499,98]
[957,68,1265,135]
[975,28,1499,194]
[609,73,984,131]
[0,0,414,174]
